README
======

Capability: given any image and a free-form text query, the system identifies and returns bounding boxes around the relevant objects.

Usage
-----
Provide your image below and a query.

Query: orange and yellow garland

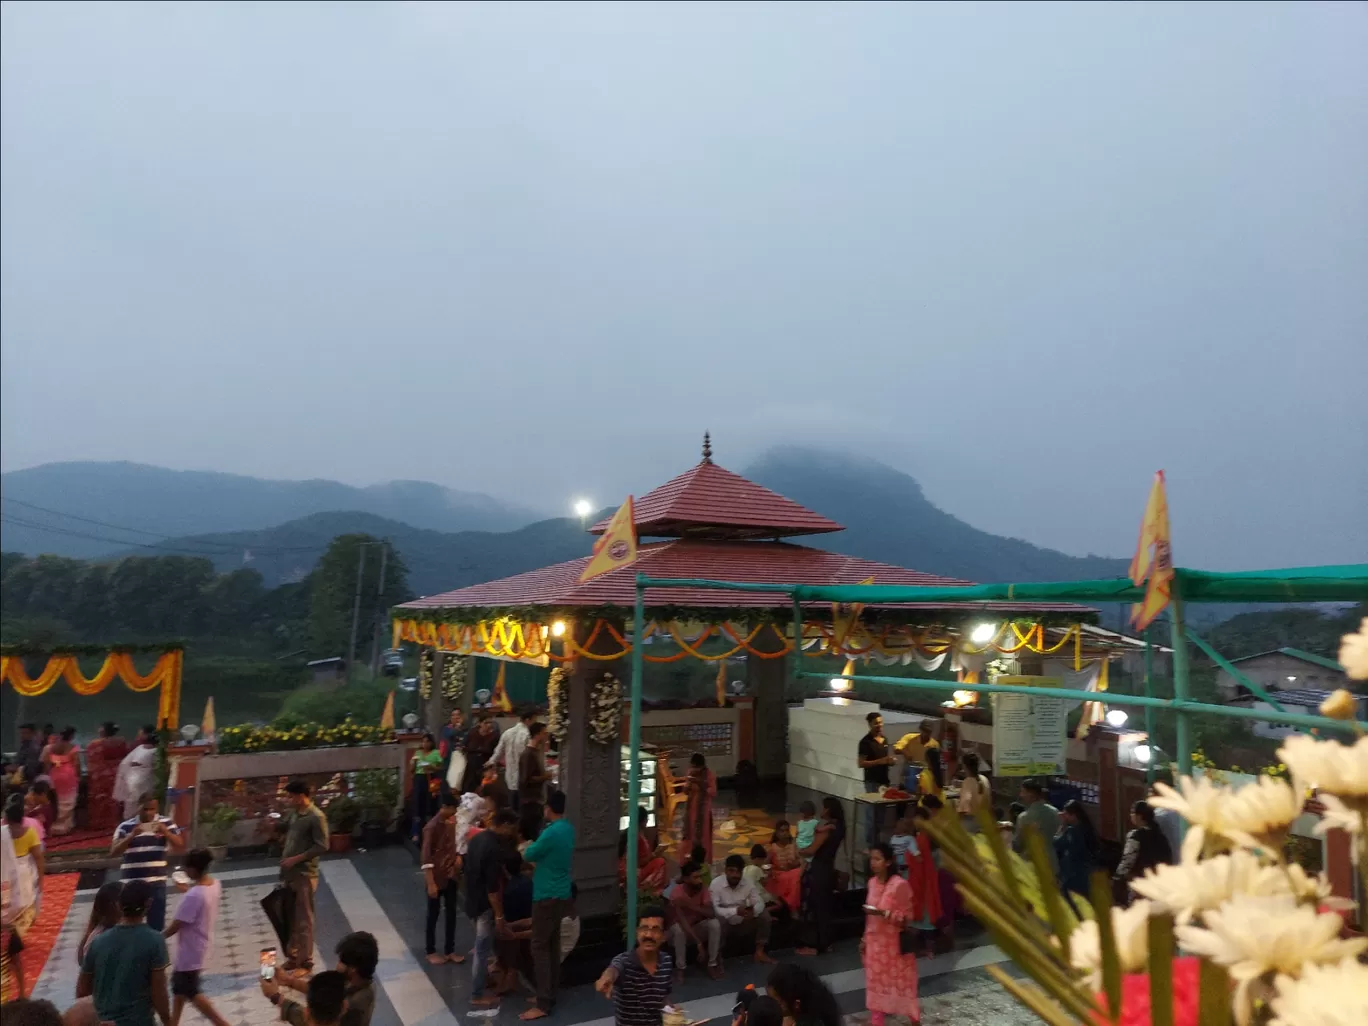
[392,615,1088,669]
[0,649,183,728]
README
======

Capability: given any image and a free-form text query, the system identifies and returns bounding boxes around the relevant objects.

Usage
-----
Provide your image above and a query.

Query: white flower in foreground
[1131,851,1328,923]
[1278,734,1368,812]
[1150,775,1231,861]
[1270,957,1368,1026]
[1176,895,1367,1026]
[1068,898,1151,990]
[1338,617,1368,681]
[1222,775,1302,852]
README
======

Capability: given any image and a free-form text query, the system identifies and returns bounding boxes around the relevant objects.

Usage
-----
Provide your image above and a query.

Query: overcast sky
[2,1,1365,570]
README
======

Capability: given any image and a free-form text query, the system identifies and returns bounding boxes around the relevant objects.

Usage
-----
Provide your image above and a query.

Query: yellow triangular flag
[493,662,513,712]
[201,696,216,738]
[578,496,638,583]
[1129,472,1174,630]
[831,576,876,652]
[379,690,395,729]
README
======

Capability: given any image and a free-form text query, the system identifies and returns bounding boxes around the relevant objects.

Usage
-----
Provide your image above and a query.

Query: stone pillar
[560,618,625,918]
[424,649,447,732]
[746,624,789,780]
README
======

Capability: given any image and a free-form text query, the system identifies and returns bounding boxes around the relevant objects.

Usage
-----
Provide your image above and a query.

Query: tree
[307,535,409,663]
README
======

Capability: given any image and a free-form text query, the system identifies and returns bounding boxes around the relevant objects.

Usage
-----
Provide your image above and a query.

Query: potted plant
[199,802,241,860]
[323,795,360,852]
[353,769,399,848]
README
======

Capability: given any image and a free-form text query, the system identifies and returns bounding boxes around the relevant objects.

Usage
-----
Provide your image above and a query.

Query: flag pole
[1143,626,1156,786]
[625,575,645,941]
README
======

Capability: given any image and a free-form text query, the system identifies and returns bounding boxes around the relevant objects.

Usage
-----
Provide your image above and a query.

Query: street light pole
[347,542,369,684]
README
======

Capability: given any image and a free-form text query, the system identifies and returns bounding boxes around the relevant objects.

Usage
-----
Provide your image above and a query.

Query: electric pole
[347,542,369,684]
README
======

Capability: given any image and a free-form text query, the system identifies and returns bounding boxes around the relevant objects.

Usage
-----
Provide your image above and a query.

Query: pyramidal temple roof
[589,433,843,539]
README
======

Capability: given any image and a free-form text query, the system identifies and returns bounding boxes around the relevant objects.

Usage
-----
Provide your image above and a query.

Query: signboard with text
[991,676,1067,776]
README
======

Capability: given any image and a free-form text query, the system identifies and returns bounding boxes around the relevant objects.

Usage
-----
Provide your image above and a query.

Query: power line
[2,496,193,539]
[0,513,329,558]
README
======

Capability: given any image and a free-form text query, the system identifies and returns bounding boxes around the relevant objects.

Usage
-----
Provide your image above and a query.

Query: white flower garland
[440,656,466,702]
[417,649,434,700]
[547,667,569,741]
[588,671,622,745]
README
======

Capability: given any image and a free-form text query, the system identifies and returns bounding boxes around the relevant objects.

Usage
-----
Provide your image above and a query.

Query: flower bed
[217,718,394,753]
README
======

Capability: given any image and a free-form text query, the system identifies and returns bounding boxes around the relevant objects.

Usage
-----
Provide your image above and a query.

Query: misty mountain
[93,510,596,596]
[0,461,541,559]
[742,448,1129,583]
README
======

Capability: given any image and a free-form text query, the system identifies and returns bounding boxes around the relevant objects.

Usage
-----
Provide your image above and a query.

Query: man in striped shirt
[595,906,674,1026]
[112,794,185,931]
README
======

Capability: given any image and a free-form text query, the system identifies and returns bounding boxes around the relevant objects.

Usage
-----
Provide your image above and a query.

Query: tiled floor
[32,852,1033,1026]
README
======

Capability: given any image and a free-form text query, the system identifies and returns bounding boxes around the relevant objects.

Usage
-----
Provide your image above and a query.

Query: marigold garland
[546,667,569,741]
[417,649,434,701]
[440,655,466,702]
[588,671,621,745]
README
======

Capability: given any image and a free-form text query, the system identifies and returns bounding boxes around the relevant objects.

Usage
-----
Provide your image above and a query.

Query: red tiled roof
[588,460,842,539]
[396,538,1085,614]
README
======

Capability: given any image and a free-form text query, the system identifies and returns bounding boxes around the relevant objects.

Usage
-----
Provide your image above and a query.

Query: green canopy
[790,564,1368,606]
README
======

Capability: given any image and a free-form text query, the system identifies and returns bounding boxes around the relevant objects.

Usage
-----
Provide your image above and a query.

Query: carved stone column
[746,623,789,780]
[560,617,625,918]
[424,649,447,732]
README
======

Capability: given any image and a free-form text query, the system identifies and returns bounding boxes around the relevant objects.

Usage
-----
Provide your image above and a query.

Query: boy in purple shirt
[164,848,229,1026]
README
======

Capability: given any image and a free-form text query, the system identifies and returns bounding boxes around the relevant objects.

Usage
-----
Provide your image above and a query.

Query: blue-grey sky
[2,1,1365,570]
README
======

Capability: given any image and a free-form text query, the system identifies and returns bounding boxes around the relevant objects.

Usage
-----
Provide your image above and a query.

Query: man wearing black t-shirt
[857,712,898,844]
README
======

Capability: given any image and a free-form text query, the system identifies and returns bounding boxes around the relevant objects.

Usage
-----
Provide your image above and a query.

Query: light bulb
[551,621,566,637]
[969,623,996,645]
[828,678,851,692]
[1134,744,1152,764]
[1105,709,1129,728]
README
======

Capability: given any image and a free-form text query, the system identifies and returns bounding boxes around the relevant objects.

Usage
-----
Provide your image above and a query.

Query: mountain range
[2,449,1128,595]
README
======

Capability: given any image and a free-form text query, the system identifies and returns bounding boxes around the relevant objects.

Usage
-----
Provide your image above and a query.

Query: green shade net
[790,564,1368,606]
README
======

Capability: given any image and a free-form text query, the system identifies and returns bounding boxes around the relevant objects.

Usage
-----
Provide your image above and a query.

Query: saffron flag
[492,661,513,713]
[379,690,395,729]
[1129,472,1174,630]
[579,496,638,583]
[831,576,876,653]
[201,696,216,738]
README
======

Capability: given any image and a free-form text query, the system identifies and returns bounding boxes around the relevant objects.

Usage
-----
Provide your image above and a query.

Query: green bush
[274,678,401,728]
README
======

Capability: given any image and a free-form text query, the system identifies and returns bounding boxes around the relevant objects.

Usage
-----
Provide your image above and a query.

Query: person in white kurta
[113,732,160,819]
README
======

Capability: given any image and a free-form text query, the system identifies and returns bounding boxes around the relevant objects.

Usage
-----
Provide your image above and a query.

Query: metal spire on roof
[701,431,713,464]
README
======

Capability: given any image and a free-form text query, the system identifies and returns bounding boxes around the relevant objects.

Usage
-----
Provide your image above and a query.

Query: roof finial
[701,431,713,464]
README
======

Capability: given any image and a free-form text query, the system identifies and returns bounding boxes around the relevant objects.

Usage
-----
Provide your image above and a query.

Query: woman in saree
[680,752,717,864]
[42,727,81,835]
[618,812,668,893]
[861,843,921,1026]
[461,714,499,796]
[84,723,129,833]
[112,726,159,820]
[1,795,44,1002]
[766,820,803,914]
[796,797,846,956]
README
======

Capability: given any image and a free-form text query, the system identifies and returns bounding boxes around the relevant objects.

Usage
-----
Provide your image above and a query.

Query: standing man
[665,862,722,981]
[163,849,228,1026]
[438,708,467,799]
[465,809,520,1009]
[112,794,185,931]
[595,906,673,1026]
[708,855,774,966]
[279,780,329,975]
[78,879,171,1026]
[1013,779,1061,873]
[489,707,535,809]
[421,795,465,965]
[517,724,552,812]
[857,712,897,843]
[519,791,574,1020]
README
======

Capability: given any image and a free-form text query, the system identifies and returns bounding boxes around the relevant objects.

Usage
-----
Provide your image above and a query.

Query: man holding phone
[262,932,378,1026]
[112,794,185,931]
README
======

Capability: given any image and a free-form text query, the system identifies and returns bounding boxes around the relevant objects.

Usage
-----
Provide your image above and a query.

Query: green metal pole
[1143,626,1155,786]
[1168,585,1192,779]
[625,576,646,941]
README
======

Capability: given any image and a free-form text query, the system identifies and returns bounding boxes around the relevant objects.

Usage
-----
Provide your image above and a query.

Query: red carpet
[17,873,80,998]
[40,828,109,854]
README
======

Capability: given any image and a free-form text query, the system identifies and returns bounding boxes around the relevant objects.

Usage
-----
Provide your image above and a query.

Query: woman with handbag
[861,843,920,1026]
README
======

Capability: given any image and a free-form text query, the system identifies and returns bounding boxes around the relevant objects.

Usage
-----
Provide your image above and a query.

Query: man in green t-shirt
[78,879,171,1026]
[520,790,575,1019]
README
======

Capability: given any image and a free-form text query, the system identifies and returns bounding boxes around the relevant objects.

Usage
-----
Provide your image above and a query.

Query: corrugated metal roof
[1228,647,1345,673]
[396,538,1087,614]
[588,459,843,538]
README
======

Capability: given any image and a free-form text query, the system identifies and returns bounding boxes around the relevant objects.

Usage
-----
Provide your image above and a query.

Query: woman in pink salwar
[861,843,920,1026]
[680,752,717,865]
